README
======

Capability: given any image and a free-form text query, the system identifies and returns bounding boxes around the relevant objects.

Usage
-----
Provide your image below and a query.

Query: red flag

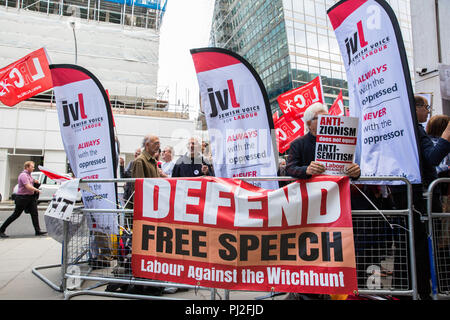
[38,165,72,183]
[274,114,305,153]
[277,76,324,115]
[0,48,53,107]
[329,90,347,116]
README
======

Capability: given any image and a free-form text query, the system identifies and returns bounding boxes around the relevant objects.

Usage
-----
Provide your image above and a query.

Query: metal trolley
[32,176,419,300]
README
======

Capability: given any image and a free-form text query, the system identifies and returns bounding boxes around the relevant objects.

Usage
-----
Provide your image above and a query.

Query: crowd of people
[2,94,449,300]
[284,96,450,300]
[118,135,213,220]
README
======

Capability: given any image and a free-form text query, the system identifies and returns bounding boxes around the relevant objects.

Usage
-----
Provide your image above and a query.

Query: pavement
[0,202,286,301]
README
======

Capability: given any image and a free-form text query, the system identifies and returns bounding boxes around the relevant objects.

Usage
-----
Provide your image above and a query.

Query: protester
[425,113,450,290]
[413,96,450,188]
[277,157,286,176]
[172,137,213,178]
[0,161,47,238]
[155,148,161,162]
[389,95,450,299]
[426,113,450,210]
[277,157,289,187]
[159,146,175,177]
[132,135,161,180]
[160,137,212,294]
[286,102,361,179]
[119,147,141,207]
[426,114,450,177]
[284,103,360,300]
[124,135,160,217]
[114,134,165,295]
[201,140,212,161]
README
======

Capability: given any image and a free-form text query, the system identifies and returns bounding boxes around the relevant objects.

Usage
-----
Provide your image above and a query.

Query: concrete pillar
[0,149,9,202]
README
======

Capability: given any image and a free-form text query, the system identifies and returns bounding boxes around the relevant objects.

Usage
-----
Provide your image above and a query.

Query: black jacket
[172,154,213,178]
[286,131,361,180]
[285,132,316,179]
[417,124,450,187]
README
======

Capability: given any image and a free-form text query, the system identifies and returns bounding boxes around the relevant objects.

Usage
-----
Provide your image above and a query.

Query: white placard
[315,115,359,175]
[45,179,80,221]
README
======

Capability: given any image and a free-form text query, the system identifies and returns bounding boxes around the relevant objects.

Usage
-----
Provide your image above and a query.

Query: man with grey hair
[284,102,360,300]
[125,135,160,212]
[172,137,212,177]
[159,145,175,177]
[286,102,360,179]
[132,135,160,179]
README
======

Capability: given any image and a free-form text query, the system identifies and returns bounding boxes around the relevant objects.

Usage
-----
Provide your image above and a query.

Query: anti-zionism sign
[131,176,357,295]
[328,0,421,184]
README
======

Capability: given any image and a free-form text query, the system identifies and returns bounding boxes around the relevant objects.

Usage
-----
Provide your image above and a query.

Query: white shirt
[161,160,175,177]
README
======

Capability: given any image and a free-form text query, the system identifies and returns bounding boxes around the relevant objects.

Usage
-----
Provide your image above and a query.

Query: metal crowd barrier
[32,176,418,300]
[426,177,450,300]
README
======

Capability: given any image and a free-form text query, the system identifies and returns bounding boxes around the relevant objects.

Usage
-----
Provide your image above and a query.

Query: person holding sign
[286,103,361,180]
[0,161,47,238]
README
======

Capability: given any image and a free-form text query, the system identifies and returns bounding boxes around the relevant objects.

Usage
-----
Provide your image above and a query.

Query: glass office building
[210,0,413,113]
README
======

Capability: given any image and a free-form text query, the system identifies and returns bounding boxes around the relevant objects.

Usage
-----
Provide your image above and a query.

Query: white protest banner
[315,115,359,175]
[50,64,118,234]
[327,0,421,184]
[45,179,80,221]
[191,48,278,189]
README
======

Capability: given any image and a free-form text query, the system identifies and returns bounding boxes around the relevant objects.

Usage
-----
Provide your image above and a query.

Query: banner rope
[352,184,410,232]
[81,185,132,234]
[123,190,135,209]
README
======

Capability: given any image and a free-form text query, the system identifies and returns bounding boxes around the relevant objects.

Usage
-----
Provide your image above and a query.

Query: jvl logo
[345,20,368,65]
[208,79,240,118]
[62,93,88,127]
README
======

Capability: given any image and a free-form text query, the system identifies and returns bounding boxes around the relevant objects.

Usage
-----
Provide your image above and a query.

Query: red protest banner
[274,113,305,153]
[277,76,324,115]
[0,48,53,107]
[329,90,347,116]
[131,176,357,295]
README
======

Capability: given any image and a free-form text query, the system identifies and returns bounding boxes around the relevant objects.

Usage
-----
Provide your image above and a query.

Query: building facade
[411,0,450,116]
[209,0,414,113]
[0,1,200,201]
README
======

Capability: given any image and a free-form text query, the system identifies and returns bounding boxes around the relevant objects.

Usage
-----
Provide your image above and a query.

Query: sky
[157,0,214,116]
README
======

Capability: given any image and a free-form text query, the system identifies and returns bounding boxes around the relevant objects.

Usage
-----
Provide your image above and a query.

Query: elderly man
[0,161,46,238]
[172,137,212,177]
[159,146,175,177]
[286,102,360,179]
[284,103,360,300]
[123,135,160,214]
[132,135,160,180]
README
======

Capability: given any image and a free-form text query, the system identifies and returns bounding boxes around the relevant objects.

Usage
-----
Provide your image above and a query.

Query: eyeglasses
[417,104,431,111]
